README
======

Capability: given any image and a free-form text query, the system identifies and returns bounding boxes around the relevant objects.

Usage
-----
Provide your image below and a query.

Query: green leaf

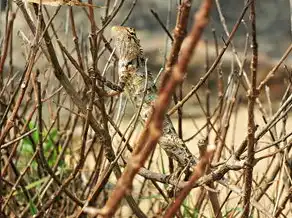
[20,140,34,154]
[28,122,39,144]
[44,128,58,151]
[13,176,49,196]
[29,200,38,215]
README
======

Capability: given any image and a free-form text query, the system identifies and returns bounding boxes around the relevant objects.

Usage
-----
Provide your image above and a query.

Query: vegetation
[0,0,291,217]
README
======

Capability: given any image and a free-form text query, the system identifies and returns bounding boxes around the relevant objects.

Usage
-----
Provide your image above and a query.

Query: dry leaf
[27,0,102,8]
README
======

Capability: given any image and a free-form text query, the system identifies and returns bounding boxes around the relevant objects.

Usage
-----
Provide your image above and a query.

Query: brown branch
[243,1,258,217]
[120,0,138,26]
[150,9,174,42]
[274,187,292,217]
[161,0,192,86]
[257,43,292,91]
[0,11,16,77]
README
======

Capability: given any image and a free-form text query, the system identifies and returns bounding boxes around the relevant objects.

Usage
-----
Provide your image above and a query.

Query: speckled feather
[111,26,196,167]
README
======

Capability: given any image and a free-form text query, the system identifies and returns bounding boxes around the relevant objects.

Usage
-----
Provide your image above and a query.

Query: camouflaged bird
[111,26,197,167]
